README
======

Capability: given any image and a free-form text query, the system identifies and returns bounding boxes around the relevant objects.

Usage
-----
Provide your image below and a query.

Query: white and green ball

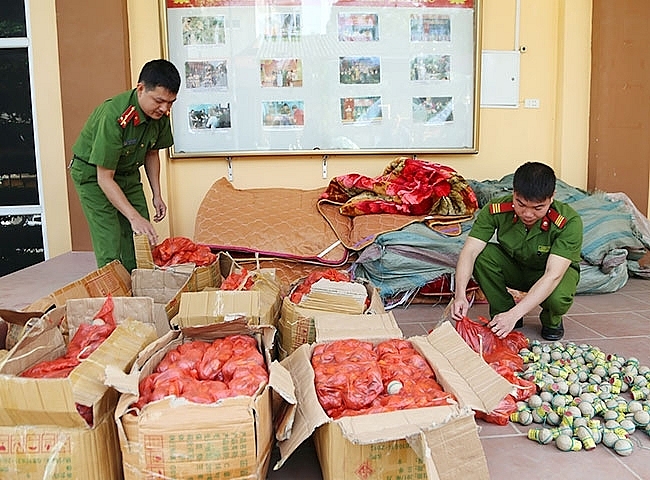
[613,438,634,456]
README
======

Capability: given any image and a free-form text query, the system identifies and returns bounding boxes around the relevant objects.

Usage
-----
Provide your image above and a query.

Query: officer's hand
[131,217,159,246]
[152,197,167,223]
[451,296,469,321]
[488,312,519,339]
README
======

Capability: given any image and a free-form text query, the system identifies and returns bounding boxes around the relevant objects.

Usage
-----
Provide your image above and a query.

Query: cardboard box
[131,266,193,324]
[0,414,122,480]
[25,260,132,313]
[277,281,386,359]
[134,234,222,292]
[0,297,159,428]
[174,269,282,329]
[274,320,514,480]
[112,319,294,480]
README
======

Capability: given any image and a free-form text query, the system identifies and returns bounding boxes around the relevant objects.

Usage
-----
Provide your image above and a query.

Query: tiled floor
[1,251,649,479]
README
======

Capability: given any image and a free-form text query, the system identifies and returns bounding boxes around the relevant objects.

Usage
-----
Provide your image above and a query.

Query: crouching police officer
[451,162,583,341]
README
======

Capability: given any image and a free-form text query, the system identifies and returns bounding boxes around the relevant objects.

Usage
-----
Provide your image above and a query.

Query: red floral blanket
[320,157,478,217]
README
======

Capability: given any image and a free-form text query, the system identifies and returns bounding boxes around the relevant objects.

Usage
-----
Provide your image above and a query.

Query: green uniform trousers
[71,165,148,272]
[473,243,579,328]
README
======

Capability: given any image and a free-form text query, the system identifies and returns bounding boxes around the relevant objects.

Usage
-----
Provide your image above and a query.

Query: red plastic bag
[475,394,518,426]
[133,334,269,410]
[221,268,255,291]
[152,237,217,267]
[290,269,351,304]
[455,316,528,363]
[21,295,116,379]
[312,338,456,419]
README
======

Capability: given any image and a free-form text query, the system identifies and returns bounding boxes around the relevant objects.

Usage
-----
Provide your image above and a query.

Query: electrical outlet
[524,98,540,108]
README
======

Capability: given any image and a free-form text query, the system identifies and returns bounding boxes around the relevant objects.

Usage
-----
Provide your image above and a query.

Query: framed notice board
[162,0,481,156]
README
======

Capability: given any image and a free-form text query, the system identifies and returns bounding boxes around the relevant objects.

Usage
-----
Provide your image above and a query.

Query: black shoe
[514,318,523,329]
[541,321,564,341]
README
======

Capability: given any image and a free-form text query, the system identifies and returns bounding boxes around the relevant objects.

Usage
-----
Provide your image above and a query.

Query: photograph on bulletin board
[162,0,480,156]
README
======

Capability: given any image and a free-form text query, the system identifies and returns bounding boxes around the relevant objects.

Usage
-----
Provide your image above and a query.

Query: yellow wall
[30,1,73,258]
[125,0,592,241]
[32,0,593,255]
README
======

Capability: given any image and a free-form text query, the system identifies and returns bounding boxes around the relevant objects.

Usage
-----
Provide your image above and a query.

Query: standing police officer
[451,162,583,341]
[70,59,180,272]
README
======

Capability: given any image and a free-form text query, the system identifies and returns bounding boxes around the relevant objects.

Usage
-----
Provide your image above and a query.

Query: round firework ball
[628,400,644,414]
[528,428,554,445]
[578,401,595,418]
[528,394,543,409]
[633,409,650,427]
[620,419,636,434]
[512,410,533,426]
[602,431,620,448]
[555,434,581,452]
[613,438,634,456]
[386,380,403,395]
[540,391,554,403]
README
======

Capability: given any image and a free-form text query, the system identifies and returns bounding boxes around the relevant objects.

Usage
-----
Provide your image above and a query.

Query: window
[0,1,45,276]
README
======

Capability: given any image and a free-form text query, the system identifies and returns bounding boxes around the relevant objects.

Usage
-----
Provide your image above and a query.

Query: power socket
[524,98,540,109]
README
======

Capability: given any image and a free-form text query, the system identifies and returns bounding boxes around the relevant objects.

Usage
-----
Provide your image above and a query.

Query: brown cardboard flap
[336,405,459,445]
[275,344,330,470]
[69,318,157,408]
[410,322,513,413]
[176,290,261,328]
[406,410,490,480]
[269,360,297,441]
[314,312,402,343]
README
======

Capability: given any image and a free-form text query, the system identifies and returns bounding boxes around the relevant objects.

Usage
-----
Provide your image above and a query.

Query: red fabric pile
[152,236,217,267]
[312,338,455,419]
[221,267,255,290]
[133,334,268,410]
[455,316,535,425]
[21,295,117,426]
[320,157,479,217]
[289,268,351,304]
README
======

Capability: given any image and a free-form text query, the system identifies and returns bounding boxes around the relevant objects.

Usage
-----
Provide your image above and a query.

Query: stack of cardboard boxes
[0,250,515,480]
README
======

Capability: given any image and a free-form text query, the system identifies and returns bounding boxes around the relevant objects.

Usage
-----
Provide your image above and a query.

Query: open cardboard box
[0,296,160,428]
[173,256,283,329]
[24,260,132,313]
[111,318,295,480]
[0,297,162,480]
[133,233,222,292]
[275,319,514,480]
[131,264,194,325]
[277,280,386,359]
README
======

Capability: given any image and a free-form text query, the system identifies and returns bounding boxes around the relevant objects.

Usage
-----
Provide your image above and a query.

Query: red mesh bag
[312,338,456,419]
[133,334,268,411]
[152,236,217,267]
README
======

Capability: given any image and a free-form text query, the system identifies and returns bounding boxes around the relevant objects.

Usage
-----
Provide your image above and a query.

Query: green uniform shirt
[71,88,173,176]
[469,194,583,271]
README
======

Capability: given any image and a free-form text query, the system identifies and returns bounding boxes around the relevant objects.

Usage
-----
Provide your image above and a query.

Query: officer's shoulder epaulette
[489,202,515,214]
[545,207,567,228]
[118,105,141,128]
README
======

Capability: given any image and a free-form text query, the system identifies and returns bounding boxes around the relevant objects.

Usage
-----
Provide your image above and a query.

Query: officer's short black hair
[138,59,181,94]
[512,162,556,202]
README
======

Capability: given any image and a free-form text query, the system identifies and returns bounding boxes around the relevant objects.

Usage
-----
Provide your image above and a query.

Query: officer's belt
[72,155,139,176]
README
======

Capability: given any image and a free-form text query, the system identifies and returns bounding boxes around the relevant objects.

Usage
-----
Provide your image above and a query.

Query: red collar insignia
[118,105,141,128]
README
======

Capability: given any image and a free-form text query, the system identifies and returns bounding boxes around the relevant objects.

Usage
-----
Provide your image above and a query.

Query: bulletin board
[161,0,481,157]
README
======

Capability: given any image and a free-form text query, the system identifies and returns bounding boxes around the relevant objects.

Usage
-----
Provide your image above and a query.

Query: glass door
[0,0,45,276]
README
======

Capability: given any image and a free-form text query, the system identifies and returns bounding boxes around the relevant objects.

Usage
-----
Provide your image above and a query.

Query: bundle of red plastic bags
[221,267,255,291]
[290,268,351,304]
[21,295,117,426]
[132,334,268,410]
[152,236,217,267]
[455,316,536,425]
[312,338,455,419]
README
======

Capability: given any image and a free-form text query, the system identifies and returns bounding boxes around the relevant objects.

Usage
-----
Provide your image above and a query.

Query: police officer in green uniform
[70,59,181,272]
[452,162,583,341]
